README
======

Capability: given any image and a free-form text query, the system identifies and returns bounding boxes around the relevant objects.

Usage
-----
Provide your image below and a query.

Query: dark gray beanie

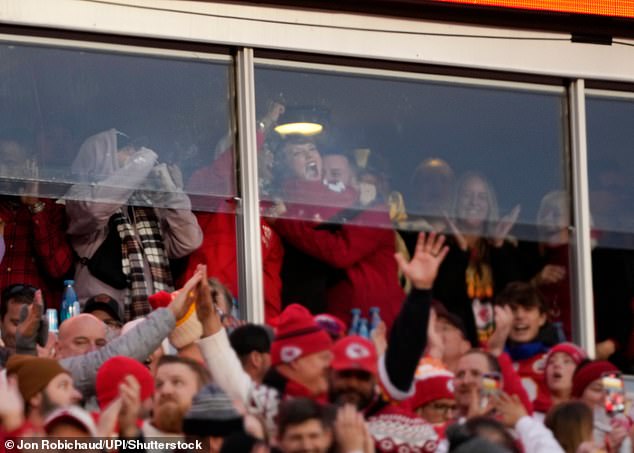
[182,383,244,437]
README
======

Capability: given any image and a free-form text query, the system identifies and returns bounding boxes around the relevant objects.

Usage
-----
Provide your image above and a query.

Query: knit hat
[572,360,619,398]
[149,290,202,349]
[96,356,155,409]
[331,336,378,375]
[271,304,333,366]
[408,358,455,410]
[5,355,69,401]
[182,384,243,437]
[545,342,587,369]
[44,406,99,437]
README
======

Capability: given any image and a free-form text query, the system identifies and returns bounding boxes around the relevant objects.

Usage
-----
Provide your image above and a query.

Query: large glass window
[254,60,570,357]
[0,40,236,323]
[586,92,634,372]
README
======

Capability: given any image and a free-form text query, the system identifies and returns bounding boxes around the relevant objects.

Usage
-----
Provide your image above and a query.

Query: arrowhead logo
[281,346,303,363]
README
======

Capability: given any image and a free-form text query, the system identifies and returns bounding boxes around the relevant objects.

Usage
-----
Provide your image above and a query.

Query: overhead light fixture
[273,106,329,137]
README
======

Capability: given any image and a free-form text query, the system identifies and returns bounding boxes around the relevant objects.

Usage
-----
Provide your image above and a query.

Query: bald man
[55,314,107,359]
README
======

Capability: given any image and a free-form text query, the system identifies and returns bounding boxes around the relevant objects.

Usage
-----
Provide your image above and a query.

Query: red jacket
[182,211,283,322]
[272,181,404,329]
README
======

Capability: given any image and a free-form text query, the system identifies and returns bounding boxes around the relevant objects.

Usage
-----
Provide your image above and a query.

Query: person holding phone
[572,360,633,453]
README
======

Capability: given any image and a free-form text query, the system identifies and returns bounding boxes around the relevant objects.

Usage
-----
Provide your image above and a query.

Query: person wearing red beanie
[537,342,588,416]
[96,356,155,410]
[572,360,619,401]
[268,303,334,399]
[572,360,632,453]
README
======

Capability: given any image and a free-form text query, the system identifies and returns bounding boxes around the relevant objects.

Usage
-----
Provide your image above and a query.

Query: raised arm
[381,232,449,399]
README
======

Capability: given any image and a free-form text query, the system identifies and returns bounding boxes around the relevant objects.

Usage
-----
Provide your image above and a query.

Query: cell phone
[480,372,503,409]
[602,372,626,417]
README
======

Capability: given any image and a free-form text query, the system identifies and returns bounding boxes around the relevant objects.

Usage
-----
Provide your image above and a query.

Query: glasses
[430,402,457,414]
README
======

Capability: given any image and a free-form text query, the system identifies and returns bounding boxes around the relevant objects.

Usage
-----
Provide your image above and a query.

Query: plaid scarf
[112,207,174,320]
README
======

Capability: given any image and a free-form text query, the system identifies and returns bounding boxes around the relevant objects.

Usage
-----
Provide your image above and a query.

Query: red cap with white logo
[331,336,378,375]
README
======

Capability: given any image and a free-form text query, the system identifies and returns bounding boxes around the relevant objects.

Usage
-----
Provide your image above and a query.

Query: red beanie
[408,359,454,410]
[96,356,155,409]
[571,360,618,398]
[546,342,587,369]
[331,336,378,375]
[148,290,173,309]
[271,304,333,366]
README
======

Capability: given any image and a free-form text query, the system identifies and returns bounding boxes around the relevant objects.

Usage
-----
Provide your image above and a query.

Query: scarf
[112,207,173,320]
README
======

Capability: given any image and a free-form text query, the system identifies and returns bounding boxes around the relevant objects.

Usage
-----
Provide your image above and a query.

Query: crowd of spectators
[0,104,633,453]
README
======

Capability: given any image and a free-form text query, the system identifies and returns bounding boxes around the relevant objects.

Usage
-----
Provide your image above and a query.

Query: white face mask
[324,179,346,193]
[359,182,377,206]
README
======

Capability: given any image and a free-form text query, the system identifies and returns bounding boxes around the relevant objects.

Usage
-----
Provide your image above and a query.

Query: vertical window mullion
[569,79,596,356]
[235,47,265,323]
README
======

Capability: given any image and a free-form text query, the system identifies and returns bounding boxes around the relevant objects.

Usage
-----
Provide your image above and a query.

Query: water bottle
[60,280,78,323]
[358,318,369,338]
[369,307,382,334]
[349,308,361,336]
[46,308,59,334]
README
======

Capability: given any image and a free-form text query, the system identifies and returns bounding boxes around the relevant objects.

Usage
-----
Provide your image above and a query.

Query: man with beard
[5,355,82,433]
[329,336,440,452]
[0,136,74,308]
[142,355,211,437]
[197,232,450,444]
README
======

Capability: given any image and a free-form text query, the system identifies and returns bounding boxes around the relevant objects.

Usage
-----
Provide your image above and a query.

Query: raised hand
[0,376,24,431]
[194,265,223,337]
[16,289,44,341]
[492,205,520,248]
[118,375,142,438]
[394,232,449,290]
[487,304,513,357]
[334,405,368,453]
[533,264,566,286]
[168,269,203,320]
[493,392,527,428]
[370,321,387,357]
[444,211,468,251]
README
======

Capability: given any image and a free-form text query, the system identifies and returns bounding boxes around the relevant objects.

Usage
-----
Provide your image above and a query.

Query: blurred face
[508,304,546,343]
[580,379,605,409]
[416,398,457,425]
[40,373,82,411]
[1,300,28,348]
[55,315,107,358]
[153,363,201,433]
[545,352,576,396]
[437,317,470,365]
[322,155,354,188]
[454,353,491,409]
[538,195,568,237]
[278,420,332,453]
[329,369,375,409]
[283,142,322,181]
[457,177,490,229]
[288,351,333,396]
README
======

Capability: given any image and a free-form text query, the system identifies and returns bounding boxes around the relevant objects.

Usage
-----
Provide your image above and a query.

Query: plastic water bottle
[46,308,59,334]
[358,318,369,338]
[349,308,361,335]
[369,307,382,334]
[60,280,78,323]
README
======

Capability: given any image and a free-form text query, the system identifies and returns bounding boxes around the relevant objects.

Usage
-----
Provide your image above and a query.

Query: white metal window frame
[3,0,633,347]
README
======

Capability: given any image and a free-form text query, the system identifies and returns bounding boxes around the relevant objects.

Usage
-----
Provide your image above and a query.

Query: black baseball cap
[83,294,123,325]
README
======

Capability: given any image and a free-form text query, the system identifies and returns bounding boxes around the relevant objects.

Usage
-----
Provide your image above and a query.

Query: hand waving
[394,232,449,290]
